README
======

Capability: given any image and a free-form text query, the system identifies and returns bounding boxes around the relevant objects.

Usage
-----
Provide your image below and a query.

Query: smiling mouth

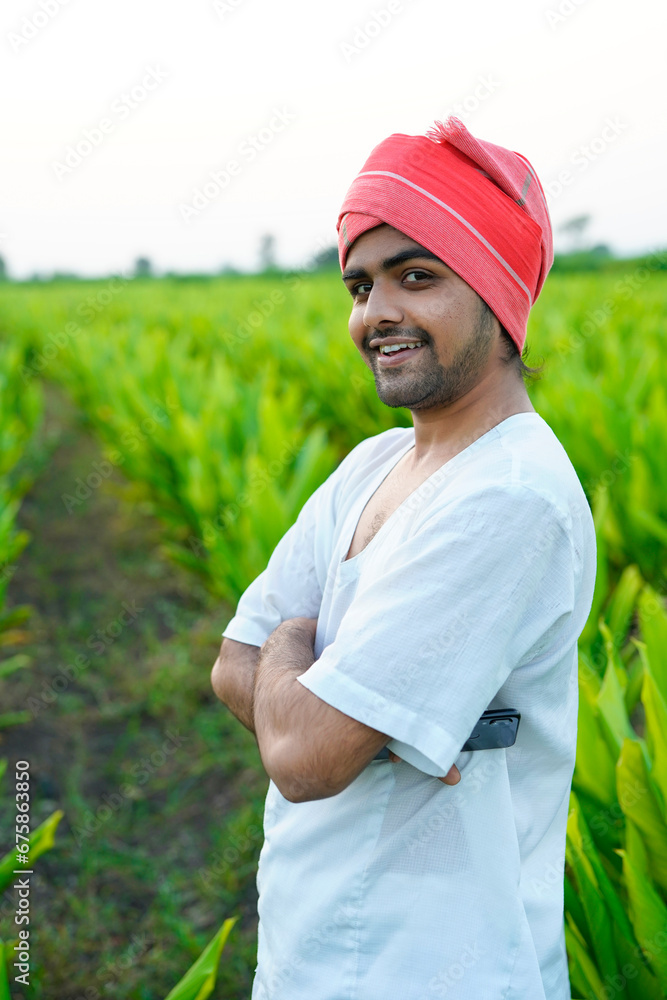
[374,343,427,365]
[373,340,426,355]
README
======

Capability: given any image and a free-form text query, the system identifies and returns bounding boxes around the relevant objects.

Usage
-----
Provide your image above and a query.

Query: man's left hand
[387,750,461,785]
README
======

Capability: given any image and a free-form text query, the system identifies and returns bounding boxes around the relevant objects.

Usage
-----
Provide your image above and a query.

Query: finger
[437,765,461,785]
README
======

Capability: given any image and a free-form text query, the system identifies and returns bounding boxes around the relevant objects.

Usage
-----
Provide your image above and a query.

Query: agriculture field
[1,260,667,998]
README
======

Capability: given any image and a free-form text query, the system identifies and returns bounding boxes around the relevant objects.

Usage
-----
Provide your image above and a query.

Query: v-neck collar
[338,414,541,571]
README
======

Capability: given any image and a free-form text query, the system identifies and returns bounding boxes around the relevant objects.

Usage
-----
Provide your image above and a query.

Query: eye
[350,281,372,297]
[404,269,431,283]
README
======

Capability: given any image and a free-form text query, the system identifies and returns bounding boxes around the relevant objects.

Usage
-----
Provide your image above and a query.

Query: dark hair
[480,300,545,384]
[499,327,545,384]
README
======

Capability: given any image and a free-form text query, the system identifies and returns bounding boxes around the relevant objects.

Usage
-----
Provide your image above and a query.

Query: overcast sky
[2,0,665,278]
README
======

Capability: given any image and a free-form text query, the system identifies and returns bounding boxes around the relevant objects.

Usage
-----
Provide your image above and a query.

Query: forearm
[211,619,316,736]
[211,637,262,734]
[253,618,321,796]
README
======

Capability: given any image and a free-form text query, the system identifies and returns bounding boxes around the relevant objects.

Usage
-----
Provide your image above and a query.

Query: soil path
[0,381,265,998]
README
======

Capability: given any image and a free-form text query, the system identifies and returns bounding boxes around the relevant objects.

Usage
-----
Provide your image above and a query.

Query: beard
[367,303,496,411]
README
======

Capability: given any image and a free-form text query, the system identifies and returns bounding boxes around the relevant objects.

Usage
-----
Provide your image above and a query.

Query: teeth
[379,342,425,355]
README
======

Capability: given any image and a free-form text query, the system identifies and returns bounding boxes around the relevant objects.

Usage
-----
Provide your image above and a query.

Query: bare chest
[344,448,437,561]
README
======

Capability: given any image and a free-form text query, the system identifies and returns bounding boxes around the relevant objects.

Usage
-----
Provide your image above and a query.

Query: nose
[361,279,403,331]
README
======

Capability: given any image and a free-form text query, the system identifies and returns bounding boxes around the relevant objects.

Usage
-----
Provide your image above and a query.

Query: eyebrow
[341,248,446,283]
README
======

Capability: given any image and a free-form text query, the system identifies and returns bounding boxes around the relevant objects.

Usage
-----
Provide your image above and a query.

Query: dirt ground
[0,382,267,998]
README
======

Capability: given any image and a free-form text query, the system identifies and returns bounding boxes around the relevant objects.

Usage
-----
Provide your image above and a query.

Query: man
[211,116,597,999]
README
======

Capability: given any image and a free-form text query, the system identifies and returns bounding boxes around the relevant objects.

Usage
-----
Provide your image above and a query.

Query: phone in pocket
[373,708,521,760]
[459,708,521,751]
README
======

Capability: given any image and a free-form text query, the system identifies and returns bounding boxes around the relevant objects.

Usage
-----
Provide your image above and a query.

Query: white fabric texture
[221,412,597,1000]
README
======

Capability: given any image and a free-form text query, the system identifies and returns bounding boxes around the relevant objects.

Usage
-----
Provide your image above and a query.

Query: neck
[407,376,535,467]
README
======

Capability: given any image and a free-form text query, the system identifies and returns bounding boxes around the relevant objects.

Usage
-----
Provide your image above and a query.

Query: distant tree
[51,271,81,281]
[0,255,6,281]
[258,233,277,272]
[308,245,339,271]
[558,214,592,252]
[219,263,243,277]
[134,256,153,278]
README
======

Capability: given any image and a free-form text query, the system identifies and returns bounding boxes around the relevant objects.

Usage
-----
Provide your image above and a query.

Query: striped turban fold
[336,117,553,354]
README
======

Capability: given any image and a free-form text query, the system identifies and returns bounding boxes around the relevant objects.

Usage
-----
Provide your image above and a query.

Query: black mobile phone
[372,708,521,761]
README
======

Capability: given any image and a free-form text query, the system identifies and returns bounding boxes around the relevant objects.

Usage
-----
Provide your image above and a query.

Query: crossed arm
[210,616,460,802]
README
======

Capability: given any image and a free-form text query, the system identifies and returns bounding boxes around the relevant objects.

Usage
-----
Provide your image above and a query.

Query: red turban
[336,117,553,354]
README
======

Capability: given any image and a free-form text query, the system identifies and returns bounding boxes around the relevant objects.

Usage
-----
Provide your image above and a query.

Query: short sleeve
[296,484,577,776]
[221,438,373,647]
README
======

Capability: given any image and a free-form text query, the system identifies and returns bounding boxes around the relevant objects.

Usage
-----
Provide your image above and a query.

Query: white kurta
[222,412,597,1000]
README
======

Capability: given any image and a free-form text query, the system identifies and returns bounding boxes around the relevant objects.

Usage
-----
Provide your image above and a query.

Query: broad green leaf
[163,917,238,1000]
[596,627,636,759]
[637,586,667,704]
[564,914,594,1000]
[565,917,609,1000]
[616,739,667,893]
[619,844,667,981]
[604,564,643,650]
[0,809,63,893]
[624,653,646,717]
[638,648,667,821]
[564,872,589,942]
[569,793,633,940]
[565,806,620,983]
[579,488,609,649]
[0,653,32,679]
[574,664,617,808]
[624,818,650,876]
[611,919,665,1000]
[0,939,12,1000]
[0,711,32,730]
[632,507,667,547]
